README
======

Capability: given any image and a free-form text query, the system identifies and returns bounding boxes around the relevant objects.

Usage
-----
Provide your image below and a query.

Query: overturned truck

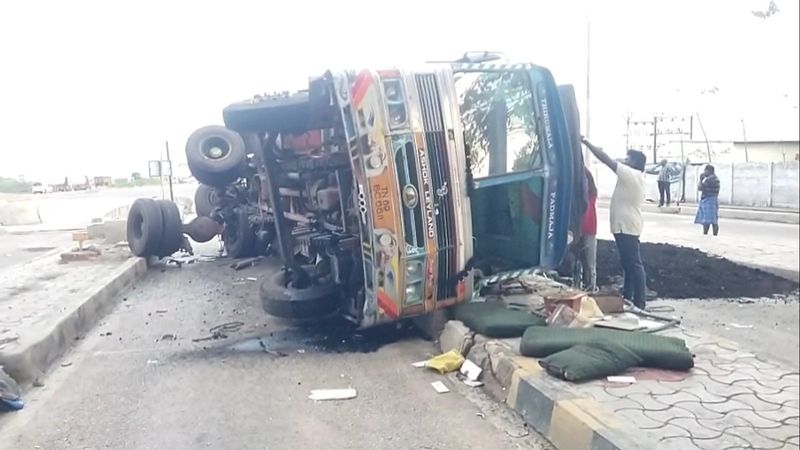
[127,58,586,328]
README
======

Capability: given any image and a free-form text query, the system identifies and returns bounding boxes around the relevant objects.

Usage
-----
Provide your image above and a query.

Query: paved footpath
[470,274,800,450]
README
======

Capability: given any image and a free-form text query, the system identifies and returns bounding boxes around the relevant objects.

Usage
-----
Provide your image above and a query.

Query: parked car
[31,182,50,194]
[126,58,584,328]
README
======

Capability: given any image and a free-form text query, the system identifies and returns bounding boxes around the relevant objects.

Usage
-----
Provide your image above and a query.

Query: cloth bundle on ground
[521,327,694,371]
[539,342,643,382]
[453,302,546,338]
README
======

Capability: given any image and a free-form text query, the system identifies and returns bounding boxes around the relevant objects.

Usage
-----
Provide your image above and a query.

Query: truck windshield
[455,70,542,179]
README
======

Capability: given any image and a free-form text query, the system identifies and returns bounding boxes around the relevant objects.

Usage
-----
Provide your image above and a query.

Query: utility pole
[165,141,174,201]
[740,119,749,162]
[625,114,631,149]
[584,20,592,164]
[652,115,658,162]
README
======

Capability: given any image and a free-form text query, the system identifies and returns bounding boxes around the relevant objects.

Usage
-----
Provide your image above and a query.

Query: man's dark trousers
[613,233,647,308]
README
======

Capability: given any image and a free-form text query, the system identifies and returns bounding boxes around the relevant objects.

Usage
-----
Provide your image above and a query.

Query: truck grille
[396,141,425,249]
[415,74,457,300]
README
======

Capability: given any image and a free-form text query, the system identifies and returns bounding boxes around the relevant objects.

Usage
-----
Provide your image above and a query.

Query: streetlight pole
[585,20,591,164]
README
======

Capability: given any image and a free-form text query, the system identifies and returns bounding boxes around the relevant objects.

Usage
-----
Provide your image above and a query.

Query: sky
[1,0,797,182]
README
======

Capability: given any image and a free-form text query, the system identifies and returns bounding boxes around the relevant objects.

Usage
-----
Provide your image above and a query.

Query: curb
[472,339,679,450]
[597,201,799,224]
[0,257,148,384]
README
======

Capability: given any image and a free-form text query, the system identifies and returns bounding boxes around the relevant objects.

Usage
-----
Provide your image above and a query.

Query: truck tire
[185,126,247,187]
[557,85,588,233]
[156,200,183,257]
[222,92,311,134]
[260,271,341,319]
[127,198,164,257]
[223,207,256,258]
[194,184,217,217]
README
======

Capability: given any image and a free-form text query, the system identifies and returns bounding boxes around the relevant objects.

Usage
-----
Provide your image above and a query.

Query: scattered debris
[100,332,113,337]
[146,359,160,365]
[257,339,287,357]
[462,379,484,387]
[32,378,45,388]
[192,321,245,342]
[729,323,754,329]
[459,359,482,382]
[160,333,177,342]
[297,349,306,354]
[156,309,168,314]
[230,256,263,271]
[60,362,73,368]
[431,381,450,393]
[411,360,427,368]
[0,367,23,411]
[607,376,637,384]
[476,412,486,419]
[308,388,357,401]
[167,254,199,267]
[425,350,465,374]
[60,247,102,262]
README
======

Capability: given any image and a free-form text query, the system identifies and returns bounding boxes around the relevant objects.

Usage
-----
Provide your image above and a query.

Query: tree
[752,0,779,18]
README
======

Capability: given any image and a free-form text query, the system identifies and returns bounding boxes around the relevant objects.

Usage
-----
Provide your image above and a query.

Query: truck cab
[128,59,582,329]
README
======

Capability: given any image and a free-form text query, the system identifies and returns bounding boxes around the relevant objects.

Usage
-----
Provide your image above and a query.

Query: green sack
[520,326,694,371]
[539,342,643,382]
[453,302,546,338]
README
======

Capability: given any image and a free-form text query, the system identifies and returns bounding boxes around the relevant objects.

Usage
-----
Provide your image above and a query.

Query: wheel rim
[132,213,144,240]
[199,136,231,161]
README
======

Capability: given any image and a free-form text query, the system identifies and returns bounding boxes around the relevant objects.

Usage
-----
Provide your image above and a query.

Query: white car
[31,182,49,194]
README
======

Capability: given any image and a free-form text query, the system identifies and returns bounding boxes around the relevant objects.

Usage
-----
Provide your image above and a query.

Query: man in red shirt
[576,168,598,292]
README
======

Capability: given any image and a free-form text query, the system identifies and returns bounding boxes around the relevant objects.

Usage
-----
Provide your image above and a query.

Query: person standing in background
[695,164,720,235]
[656,159,672,207]
[581,137,648,309]
[576,168,599,292]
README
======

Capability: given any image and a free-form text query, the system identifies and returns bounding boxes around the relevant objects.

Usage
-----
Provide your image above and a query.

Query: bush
[0,177,33,193]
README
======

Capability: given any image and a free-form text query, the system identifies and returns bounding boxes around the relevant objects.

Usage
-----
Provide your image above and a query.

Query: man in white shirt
[581,137,648,309]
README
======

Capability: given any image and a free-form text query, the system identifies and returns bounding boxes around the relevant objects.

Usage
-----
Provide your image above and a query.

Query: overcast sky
[1,0,797,181]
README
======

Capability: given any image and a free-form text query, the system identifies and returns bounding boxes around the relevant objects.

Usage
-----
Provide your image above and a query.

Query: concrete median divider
[0,200,42,226]
[0,249,147,385]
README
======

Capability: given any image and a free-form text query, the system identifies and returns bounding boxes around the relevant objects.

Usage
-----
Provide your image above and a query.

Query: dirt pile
[595,240,799,299]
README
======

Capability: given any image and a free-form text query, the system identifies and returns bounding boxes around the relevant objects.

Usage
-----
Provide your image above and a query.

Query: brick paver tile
[751,422,800,443]
[726,426,792,449]
[613,407,666,429]
[667,417,725,439]
[731,392,791,411]
[658,436,703,450]
[698,377,764,397]
[673,400,728,420]
[702,398,760,414]
[625,393,673,411]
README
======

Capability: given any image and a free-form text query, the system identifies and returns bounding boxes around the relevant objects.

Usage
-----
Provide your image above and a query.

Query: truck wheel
[260,271,341,319]
[127,198,164,257]
[194,184,217,217]
[223,208,256,258]
[185,126,247,187]
[223,92,311,134]
[156,200,183,257]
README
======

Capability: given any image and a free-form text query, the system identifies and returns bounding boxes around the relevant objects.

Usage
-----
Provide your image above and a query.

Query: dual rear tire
[127,199,183,258]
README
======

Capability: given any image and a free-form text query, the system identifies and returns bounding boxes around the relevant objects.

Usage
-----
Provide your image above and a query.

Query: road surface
[597,207,800,280]
[0,243,550,450]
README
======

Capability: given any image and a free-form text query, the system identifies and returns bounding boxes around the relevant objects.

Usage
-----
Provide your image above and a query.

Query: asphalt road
[0,243,550,450]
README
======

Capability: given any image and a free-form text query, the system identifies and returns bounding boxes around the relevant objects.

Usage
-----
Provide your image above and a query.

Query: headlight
[383,80,403,102]
[406,260,424,280]
[388,104,407,129]
[405,281,423,303]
